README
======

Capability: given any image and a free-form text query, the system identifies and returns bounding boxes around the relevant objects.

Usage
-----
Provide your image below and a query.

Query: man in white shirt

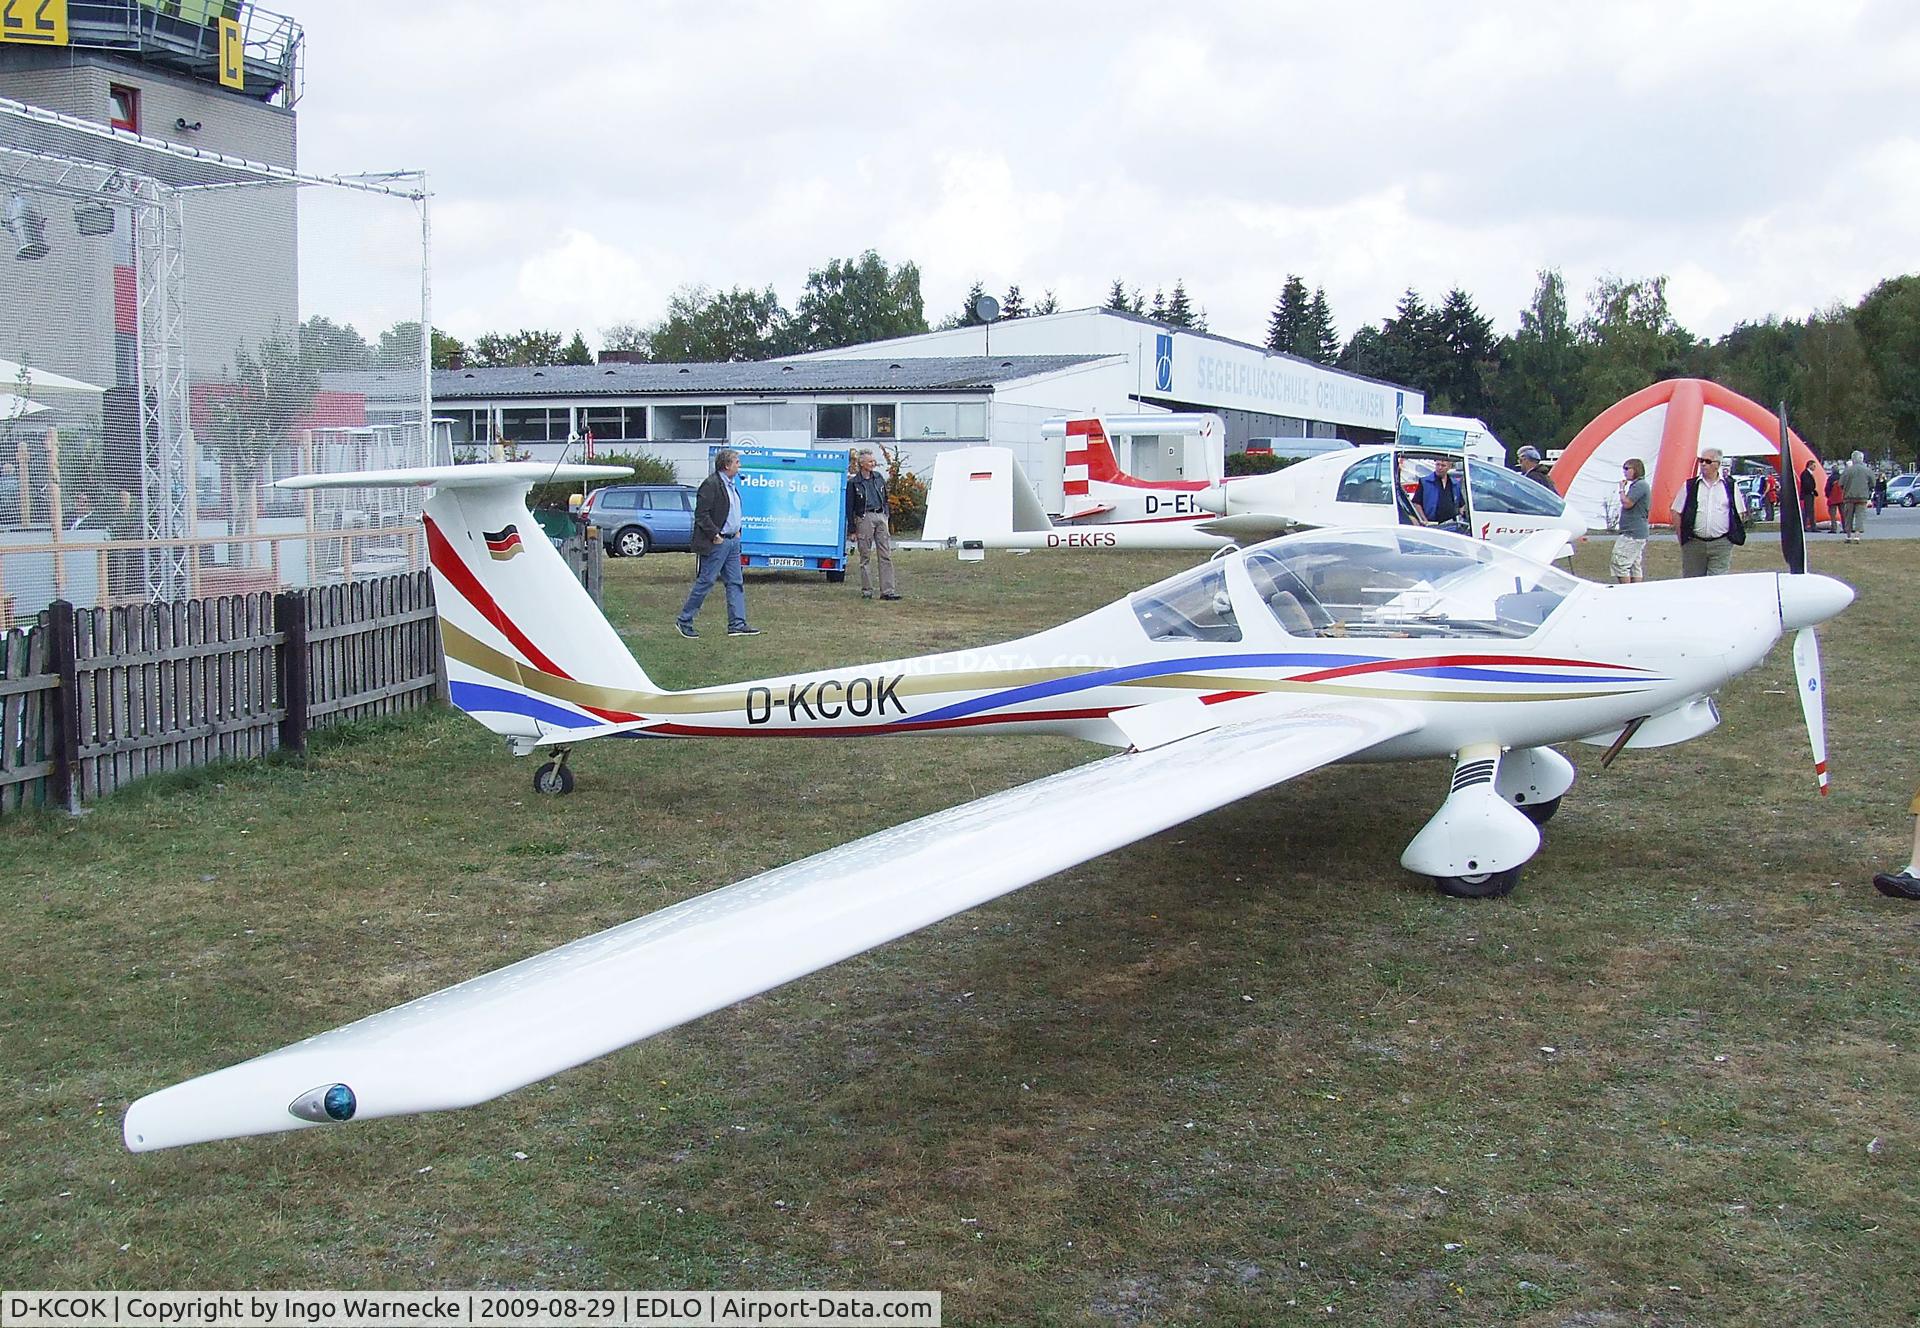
[1669,448,1745,577]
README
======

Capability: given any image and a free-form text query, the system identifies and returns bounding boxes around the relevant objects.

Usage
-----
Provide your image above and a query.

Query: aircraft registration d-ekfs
[122,456,1850,1152]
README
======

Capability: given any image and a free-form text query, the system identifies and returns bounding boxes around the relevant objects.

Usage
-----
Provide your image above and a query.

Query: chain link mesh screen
[0,99,429,627]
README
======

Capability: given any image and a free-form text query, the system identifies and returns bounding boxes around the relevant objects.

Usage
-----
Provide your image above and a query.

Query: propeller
[1774,402,1829,795]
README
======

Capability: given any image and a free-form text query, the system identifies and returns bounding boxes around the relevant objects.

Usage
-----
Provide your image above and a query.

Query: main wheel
[615,527,651,558]
[1433,867,1520,899]
[532,761,575,796]
[1516,795,1561,825]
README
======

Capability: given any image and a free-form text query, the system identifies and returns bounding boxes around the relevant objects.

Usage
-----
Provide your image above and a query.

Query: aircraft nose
[1777,573,1854,630]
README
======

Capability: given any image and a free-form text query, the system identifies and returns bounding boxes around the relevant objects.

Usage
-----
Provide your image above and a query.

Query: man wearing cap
[1669,448,1745,577]
[1515,446,1556,490]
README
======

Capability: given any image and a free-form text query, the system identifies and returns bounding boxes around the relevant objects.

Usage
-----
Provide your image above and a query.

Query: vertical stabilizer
[276,463,660,740]
[922,447,1055,545]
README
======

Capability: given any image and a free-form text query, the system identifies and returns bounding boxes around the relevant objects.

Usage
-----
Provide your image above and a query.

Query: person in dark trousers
[845,448,899,600]
[676,448,758,638]
[1669,448,1745,577]
[1874,784,1920,899]
[1415,455,1465,526]
[1798,461,1818,532]
[1515,445,1556,489]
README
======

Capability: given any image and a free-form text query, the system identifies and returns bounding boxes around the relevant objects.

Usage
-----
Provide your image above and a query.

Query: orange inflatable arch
[1552,378,1831,527]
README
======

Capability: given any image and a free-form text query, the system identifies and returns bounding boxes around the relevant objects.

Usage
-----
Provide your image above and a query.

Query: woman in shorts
[1610,457,1650,583]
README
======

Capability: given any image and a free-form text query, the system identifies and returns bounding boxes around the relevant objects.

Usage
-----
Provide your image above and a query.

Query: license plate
[767,556,804,568]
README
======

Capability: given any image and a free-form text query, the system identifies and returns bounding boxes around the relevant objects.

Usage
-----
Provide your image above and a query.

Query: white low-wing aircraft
[120,460,1850,1152]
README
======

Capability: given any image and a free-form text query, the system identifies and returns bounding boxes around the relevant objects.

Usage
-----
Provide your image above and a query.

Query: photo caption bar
[1,1291,940,1328]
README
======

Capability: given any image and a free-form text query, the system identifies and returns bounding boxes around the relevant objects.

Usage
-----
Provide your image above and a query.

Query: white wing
[124,698,1422,1152]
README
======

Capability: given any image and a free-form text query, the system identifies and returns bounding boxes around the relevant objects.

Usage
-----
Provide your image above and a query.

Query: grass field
[2,535,1916,1325]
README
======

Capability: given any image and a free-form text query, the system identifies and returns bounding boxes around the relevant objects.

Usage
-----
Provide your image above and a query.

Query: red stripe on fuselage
[424,513,640,723]
[639,705,1120,739]
[1290,653,1641,684]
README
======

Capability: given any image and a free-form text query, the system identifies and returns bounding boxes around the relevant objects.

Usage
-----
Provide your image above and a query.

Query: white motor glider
[921,418,1582,556]
[120,460,1849,1151]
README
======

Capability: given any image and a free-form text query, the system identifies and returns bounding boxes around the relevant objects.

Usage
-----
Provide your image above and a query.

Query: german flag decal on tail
[484,525,525,560]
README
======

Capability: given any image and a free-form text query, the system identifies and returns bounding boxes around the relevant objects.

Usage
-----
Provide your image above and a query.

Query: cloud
[290,0,1920,347]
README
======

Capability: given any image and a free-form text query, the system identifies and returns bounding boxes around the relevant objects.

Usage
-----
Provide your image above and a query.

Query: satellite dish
[974,294,1001,323]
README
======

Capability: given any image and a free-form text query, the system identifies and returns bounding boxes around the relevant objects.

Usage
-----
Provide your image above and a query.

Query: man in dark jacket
[1799,461,1818,532]
[1669,448,1745,577]
[676,448,758,637]
[845,449,899,600]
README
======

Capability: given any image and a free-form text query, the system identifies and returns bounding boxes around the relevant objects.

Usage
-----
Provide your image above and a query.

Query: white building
[801,308,1424,465]
[432,309,1424,489]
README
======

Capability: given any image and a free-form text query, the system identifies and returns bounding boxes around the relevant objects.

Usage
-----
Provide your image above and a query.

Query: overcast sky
[290,0,1919,352]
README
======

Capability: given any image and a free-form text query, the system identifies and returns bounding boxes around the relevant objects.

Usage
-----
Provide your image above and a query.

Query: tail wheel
[615,527,651,558]
[1434,867,1519,899]
[533,761,575,796]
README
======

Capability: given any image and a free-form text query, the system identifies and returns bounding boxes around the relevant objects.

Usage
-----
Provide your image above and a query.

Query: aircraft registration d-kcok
[923,418,1591,557]
[121,459,1850,1152]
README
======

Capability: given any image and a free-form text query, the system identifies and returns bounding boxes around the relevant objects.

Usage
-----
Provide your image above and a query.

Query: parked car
[579,483,698,557]
[1888,474,1920,507]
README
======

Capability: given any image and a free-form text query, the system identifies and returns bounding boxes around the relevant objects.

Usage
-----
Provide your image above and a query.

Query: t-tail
[1069,417,1125,486]
[276,463,658,743]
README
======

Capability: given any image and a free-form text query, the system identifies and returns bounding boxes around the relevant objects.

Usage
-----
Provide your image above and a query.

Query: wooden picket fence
[0,572,444,814]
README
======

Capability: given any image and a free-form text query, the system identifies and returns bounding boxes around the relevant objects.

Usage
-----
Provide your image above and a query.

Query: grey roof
[432,355,1107,401]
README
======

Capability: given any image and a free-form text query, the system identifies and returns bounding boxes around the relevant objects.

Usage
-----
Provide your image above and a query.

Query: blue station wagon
[580,484,698,557]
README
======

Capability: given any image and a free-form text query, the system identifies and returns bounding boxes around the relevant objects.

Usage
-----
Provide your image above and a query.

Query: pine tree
[1266,274,1310,353]
[1033,289,1060,316]
[1165,280,1196,328]
[952,280,988,327]
[1306,288,1340,364]
[1001,284,1026,320]
[1105,278,1131,312]
[560,332,592,365]
[1149,288,1167,322]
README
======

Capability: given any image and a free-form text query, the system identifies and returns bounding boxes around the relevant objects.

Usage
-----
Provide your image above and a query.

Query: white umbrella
[0,392,49,419]
[0,358,104,393]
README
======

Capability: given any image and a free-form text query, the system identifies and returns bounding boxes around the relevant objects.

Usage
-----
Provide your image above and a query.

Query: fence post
[45,599,81,814]
[584,525,604,605]
[275,589,309,755]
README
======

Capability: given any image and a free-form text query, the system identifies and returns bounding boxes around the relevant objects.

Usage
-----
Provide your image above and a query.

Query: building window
[656,404,727,440]
[899,401,987,440]
[816,404,853,439]
[581,405,648,440]
[109,85,139,134]
[500,407,574,441]
[816,403,900,440]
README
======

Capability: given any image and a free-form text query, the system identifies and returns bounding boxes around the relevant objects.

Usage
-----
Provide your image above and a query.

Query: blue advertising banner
[723,447,850,568]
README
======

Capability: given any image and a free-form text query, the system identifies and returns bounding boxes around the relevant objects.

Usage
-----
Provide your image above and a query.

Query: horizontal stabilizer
[275,463,633,492]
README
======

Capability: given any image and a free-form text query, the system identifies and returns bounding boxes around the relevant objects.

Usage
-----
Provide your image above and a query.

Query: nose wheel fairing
[1402,743,1548,899]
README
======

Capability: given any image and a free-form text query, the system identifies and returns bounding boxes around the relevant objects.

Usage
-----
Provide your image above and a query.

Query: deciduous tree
[791,250,928,351]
